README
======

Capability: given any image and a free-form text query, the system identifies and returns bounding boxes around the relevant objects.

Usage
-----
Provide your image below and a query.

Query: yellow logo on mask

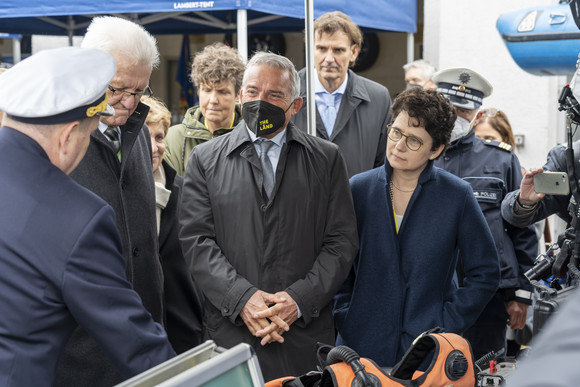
[259,119,273,133]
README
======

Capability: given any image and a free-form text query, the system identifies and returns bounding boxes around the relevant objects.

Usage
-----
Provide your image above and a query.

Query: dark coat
[502,140,579,227]
[56,102,164,386]
[179,121,359,381]
[159,160,204,354]
[334,160,500,367]
[435,131,537,293]
[292,69,392,178]
[0,127,175,385]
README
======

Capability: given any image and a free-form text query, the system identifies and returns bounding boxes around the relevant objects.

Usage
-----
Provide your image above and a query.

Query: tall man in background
[56,17,166,386]
[292,11,392,177]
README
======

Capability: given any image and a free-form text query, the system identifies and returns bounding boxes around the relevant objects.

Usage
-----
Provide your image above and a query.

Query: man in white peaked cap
[0,46,175,386]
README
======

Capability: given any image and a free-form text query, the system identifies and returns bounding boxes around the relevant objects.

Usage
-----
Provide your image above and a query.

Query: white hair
[81,16,159,69]
[243,52,300,100]
[403,59,437,81]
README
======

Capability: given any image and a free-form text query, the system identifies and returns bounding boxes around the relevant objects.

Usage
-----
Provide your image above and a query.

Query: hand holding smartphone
[533,171,570,195]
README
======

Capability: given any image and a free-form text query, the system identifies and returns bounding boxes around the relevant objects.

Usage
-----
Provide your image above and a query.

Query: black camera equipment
[474,52,580,387]
[524,53,580,336]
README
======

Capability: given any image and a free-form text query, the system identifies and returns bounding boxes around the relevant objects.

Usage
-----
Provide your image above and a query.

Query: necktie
[324,93,337,137]
[259,140,275,198]
[104,127,121,154]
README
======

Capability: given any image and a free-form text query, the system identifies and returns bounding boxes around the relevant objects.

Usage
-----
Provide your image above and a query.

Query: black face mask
[242,100,293,137]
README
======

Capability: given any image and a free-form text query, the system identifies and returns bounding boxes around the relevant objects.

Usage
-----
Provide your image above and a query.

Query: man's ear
[58,121,80,154]
[350,44,361,65]
[291,97,303,115]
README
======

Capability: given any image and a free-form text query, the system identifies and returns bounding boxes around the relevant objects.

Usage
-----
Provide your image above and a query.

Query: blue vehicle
[497,2,580,76]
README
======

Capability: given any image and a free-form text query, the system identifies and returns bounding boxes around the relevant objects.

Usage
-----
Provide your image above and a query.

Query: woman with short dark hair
[333,87,500,367]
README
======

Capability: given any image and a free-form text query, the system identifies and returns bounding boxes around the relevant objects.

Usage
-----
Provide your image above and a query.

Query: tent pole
[237,9,248,61]
[304,0,316,137]
[68,15,74,46]
[12,37,21,63]
[406,32,414,63]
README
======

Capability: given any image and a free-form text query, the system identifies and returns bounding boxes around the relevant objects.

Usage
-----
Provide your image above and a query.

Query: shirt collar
[315,71,349,96]
[97,120,108,134]
[246,127,287,147]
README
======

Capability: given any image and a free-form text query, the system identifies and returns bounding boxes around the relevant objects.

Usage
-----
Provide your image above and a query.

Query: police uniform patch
[473,189,500,203]
[483,139,513,152]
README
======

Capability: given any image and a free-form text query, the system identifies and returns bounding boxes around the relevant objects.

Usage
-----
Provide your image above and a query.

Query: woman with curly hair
[164,42,245,176]
[333,87,500,367]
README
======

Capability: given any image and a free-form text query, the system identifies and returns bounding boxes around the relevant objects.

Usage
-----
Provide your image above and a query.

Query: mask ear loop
[284,99,297,114]
[469,108,482,129]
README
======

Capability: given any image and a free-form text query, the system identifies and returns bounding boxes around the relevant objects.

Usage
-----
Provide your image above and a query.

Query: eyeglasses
[387,126,424,151]
[107,85,153,100]
[481,108,499,118]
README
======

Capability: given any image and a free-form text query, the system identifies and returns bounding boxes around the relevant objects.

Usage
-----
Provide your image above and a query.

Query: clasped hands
[240,290,298,346]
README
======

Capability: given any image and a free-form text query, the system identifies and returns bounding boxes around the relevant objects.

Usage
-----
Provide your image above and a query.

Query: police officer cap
[433,67,493,110]
[0,46,116,125]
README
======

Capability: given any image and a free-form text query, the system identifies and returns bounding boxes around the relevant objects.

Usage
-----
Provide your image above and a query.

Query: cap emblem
[458,72,471,84]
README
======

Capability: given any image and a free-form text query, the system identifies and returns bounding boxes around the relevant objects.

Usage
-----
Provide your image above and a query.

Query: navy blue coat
[0,127,175,386]
[58,103,164,386]
[334,160,500,367]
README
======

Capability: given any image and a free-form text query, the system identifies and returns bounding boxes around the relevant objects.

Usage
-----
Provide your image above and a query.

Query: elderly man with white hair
[55,17,167,386]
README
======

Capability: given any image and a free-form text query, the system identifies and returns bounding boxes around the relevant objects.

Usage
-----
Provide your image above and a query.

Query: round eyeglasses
[387,126,424,151]
[107,85,153,100]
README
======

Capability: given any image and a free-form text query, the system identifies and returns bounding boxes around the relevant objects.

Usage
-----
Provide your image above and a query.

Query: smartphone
[533,171,570,195]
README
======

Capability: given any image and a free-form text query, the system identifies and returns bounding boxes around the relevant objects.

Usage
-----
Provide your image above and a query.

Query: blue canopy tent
[0,1,416,36]
[0,0,416,135]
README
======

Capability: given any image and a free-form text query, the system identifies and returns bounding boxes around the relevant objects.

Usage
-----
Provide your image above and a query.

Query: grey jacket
[178,121,359,381]
[292,69,392,177]
[508,286,580,387]
[502,141,579,228]
[56,102,164,386]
